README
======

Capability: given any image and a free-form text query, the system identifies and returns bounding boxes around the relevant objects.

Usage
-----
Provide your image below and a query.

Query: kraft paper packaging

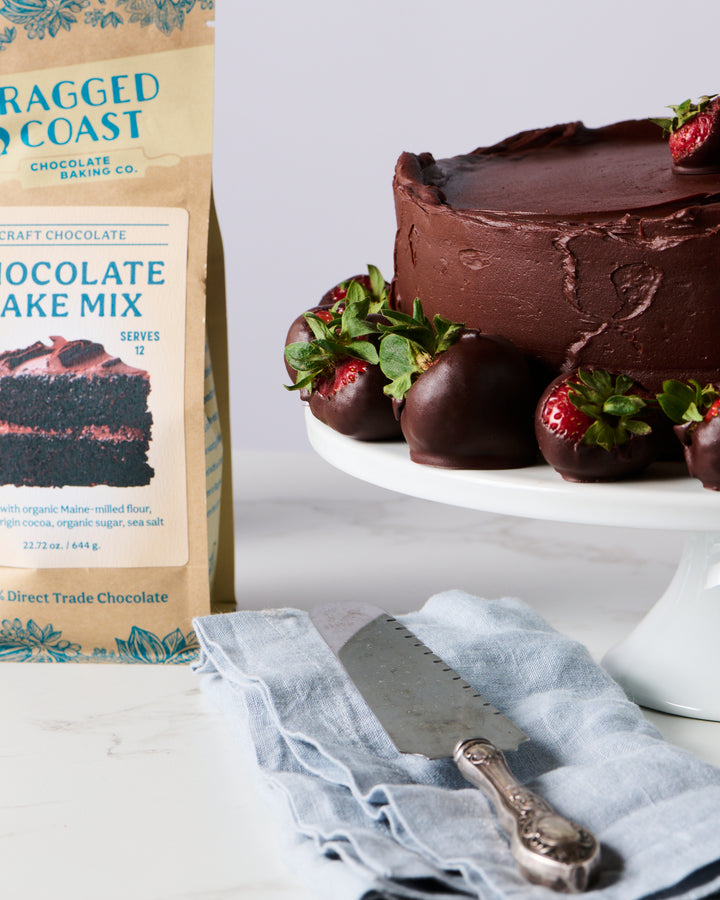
[0,2,234,663]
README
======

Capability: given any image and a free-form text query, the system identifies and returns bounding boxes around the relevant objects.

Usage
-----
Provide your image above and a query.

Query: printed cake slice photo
[0,336,154,488]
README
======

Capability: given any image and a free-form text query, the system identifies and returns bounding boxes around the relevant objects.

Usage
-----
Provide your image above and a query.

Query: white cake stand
[305,409,720,722]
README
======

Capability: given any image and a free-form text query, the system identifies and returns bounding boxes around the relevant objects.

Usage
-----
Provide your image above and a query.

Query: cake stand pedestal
[305,410,720,722]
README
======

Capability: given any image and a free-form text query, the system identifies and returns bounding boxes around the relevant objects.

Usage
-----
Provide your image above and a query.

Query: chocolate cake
[391,119,720,392]
[0,336,153,487]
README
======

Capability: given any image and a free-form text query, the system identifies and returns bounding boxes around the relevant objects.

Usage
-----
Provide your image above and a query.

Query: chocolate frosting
[409,121,720,215]
[392,120,720,391]
[0,336,148,378]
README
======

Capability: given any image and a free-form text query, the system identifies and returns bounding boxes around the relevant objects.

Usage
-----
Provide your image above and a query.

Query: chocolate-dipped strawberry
[652,94,720,173]
[284,265,389,383]
[657,379,720,489]
[378,300,537,468]
[535,369,655,482]
[284,290,401,441]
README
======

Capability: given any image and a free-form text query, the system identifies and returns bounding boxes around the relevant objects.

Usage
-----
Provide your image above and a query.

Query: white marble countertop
[3,448,720,899]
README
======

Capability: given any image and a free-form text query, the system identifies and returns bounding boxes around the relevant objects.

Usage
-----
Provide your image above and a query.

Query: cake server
[310,602,600,892]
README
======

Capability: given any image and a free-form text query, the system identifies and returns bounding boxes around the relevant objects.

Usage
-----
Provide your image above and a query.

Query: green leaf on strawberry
[329,264,389,315]
[567,369,652,452]
[376,333,431,400]
[651,95,719,136]
[366,264,388,309]
[377,298,465,400]
[284,294,380,393]
[339,295,380,340]
[656,379,719,424]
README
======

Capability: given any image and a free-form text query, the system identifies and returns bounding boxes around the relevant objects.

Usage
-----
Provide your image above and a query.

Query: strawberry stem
[651,94,718,136]
[377,299,465,401]
[657,379,719,423]
[568,369,652,451]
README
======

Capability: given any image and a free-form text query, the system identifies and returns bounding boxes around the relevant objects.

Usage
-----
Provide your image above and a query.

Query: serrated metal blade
[311,602,527,758]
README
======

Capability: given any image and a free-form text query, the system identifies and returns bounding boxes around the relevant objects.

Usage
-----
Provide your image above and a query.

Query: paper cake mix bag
[0,1,234,662]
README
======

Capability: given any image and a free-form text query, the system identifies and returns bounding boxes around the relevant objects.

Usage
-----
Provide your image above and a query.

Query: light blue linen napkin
[192,590,720,899]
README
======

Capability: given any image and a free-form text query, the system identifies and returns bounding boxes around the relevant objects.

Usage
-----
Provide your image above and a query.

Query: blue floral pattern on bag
[0,0,88,38]
[0,0,213,43]
[116,0,212,34]
[0,617,198,663]
[0,24,15,47]
[112,624,200,663]
[0,618,82,661]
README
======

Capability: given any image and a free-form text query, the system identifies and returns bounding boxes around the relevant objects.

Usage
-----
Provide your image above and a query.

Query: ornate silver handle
[454,739,600,892]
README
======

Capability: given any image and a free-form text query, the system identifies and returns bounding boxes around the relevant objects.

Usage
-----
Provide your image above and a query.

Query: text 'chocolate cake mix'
[0,1,234,663]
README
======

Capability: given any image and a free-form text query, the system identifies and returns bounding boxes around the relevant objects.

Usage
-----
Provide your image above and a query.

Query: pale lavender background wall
[213,0,720,453]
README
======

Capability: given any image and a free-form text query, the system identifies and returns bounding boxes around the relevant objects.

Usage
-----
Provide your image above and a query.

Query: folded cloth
[192,590,720,900]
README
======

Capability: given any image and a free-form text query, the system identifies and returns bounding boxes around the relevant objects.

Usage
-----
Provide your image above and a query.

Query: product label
[0,45,214,188]
[0,206,189,568]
